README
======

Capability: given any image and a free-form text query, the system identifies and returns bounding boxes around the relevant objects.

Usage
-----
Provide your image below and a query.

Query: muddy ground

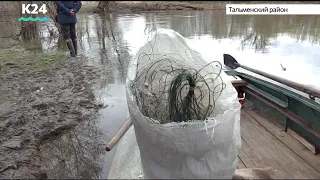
[0,47,104,178]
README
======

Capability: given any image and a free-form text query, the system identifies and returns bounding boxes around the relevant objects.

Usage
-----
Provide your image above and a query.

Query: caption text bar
[226,4,320,15]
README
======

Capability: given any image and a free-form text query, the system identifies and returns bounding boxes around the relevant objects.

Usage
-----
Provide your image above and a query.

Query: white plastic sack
[126,29,241,179]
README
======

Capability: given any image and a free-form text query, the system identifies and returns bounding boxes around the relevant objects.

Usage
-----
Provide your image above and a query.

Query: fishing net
[127,30,226,124]
[126,29,241,179]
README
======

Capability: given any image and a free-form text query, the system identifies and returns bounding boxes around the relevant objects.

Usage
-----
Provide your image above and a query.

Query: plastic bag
[126,29,241,179]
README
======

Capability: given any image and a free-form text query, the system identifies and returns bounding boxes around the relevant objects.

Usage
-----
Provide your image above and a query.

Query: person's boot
[66,38,76,57]
[71,38,78,56]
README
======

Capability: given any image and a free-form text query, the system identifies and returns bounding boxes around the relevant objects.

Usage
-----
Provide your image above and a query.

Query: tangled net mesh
[127,30,226,124]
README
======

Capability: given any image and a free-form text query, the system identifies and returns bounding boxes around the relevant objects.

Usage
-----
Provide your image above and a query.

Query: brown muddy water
[3,10,320,178]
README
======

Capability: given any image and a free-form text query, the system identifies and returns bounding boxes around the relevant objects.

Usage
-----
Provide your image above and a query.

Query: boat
[106,54,320,179]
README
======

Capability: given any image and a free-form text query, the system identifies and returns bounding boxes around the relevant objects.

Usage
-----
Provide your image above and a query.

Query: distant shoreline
[113,1,226,11]
[80,1,320,13]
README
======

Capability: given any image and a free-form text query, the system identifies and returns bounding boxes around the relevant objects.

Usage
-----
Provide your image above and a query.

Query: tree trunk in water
[46,1,61,35]
[20,19,39,41]
[19,1,39,41]
[96,1,109,12]
[95,1,117,13]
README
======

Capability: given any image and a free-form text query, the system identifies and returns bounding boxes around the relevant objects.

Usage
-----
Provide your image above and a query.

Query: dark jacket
[55,1,82,24]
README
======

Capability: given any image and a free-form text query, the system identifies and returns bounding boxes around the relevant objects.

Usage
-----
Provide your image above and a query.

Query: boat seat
[245,84,289,108]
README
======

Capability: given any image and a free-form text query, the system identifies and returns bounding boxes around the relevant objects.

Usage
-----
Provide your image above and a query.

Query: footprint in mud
[32,103,51,111]
[2,136,22,149]
[1,62,21,69]
[79,99,94,108]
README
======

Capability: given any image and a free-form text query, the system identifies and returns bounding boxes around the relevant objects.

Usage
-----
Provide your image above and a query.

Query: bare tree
[44,1,61,35]
[16,1,40,41]
[95,1,117,13]
[19,5,39,41]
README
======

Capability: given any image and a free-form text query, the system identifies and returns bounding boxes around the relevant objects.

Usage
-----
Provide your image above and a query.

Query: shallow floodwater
[38,10,320,178]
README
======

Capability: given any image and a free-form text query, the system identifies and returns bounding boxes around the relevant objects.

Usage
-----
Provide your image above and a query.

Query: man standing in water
[55,1,82,57]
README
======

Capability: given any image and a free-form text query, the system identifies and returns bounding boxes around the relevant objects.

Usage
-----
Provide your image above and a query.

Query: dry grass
[0,38,20,49]
[0,47,66,71]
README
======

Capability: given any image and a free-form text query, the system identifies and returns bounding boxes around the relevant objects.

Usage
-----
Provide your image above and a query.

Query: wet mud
[0,54,104,178]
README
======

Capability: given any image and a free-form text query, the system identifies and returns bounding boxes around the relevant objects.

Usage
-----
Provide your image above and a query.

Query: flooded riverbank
[0,49,104,178]
[1,4,320,178]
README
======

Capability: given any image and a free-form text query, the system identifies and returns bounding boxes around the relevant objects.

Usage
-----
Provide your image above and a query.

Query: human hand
[70,9,75,16]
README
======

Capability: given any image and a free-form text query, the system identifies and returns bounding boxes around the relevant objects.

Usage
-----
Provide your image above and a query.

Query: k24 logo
[22,4,47,15]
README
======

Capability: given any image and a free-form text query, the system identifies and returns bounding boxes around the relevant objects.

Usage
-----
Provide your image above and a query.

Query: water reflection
[76,12,131,86]
[89,13,132,178]
[40,118,107,179]
[37,11,320,56]
[144,11,320,51]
